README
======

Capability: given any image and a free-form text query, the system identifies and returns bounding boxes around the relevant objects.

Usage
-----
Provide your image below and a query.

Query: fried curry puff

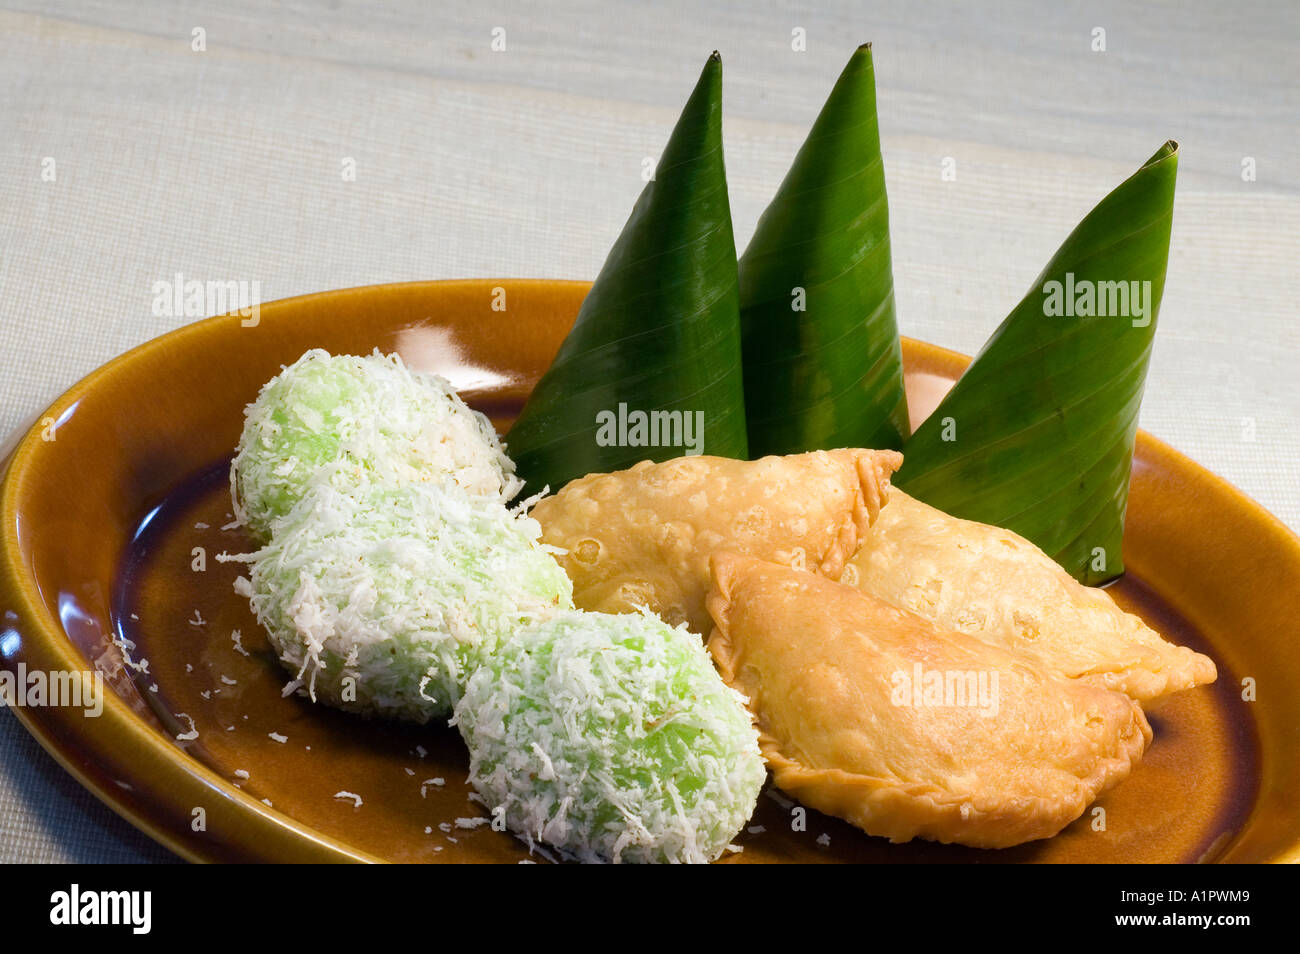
[706,553,1152,848]
[848,489,1217,703]
[531,448,902,634]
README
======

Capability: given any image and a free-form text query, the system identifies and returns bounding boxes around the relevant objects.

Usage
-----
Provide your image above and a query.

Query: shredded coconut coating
[230,348,523,537]
[228,481,573,722]
[453,610,765,863]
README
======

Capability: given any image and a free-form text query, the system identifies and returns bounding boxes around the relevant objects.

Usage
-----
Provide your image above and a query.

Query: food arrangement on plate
[158,46,1232,862]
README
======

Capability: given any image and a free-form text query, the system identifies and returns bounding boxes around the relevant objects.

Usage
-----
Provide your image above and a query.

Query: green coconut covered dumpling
[228,481,573,722]
[454,610,766,863]
[231,349,521,537]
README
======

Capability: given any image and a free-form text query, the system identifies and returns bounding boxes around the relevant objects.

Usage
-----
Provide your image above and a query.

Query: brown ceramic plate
[1,279,1297,863]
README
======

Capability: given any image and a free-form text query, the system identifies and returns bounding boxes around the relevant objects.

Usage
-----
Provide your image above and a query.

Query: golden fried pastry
[846,490,1216,703]
[706,553,1152,848]
[531,449,902,634]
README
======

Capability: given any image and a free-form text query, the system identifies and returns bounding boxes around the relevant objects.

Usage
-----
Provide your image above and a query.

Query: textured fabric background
[1,1,1296,862]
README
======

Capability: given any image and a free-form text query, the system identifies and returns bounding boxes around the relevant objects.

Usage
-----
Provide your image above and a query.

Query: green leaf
[507,52,746,497]
[895,141,1179,585]
[738,43,908,458]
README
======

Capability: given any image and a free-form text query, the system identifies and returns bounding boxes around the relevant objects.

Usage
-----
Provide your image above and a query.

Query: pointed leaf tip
[1146,140,1178,166]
